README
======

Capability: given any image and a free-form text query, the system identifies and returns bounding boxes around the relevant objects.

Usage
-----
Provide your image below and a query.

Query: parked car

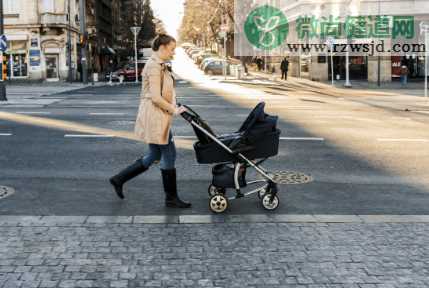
[117,63,144,81]
[204,60,230,75]
[196,53,217,65]
[188,49,202,57]
[185,47,194,54]
[181,43,194,49]
[186,47,200,53]
[200,57,222,70]
[192,51,205,62]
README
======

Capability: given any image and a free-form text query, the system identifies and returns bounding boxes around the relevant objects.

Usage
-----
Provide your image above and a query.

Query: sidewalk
[0,216,428,288]
[0,82,108,107]
[225,69,429,114]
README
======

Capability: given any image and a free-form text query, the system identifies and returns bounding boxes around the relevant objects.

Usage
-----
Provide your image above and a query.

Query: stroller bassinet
[190,102,280,163]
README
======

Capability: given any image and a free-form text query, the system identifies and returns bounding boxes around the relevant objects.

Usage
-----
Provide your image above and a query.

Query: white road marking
[280,137,325,141]
[0,133,12,136]
[377,138,429,142]
[64,134,115,138]
[174,136,197,139]
[176,136,324,141]
[184,105,317,110]
[176,96,215,99]
[16,111,51,115]
[89,112,125,116]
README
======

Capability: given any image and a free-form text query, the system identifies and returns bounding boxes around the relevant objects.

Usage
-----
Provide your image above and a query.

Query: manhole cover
[261,171,313,185]
[0,186,15,200]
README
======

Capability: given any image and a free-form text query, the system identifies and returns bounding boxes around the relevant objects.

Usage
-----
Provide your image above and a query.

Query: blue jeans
[141,132,176,170]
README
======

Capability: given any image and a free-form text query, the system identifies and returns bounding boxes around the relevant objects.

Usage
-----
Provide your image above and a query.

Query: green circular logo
[244,5,289,50]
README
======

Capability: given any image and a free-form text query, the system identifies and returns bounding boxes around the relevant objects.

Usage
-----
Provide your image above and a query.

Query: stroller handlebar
[177,103,201,122]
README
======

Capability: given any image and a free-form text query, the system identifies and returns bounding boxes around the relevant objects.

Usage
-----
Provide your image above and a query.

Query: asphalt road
[1,50,429,216]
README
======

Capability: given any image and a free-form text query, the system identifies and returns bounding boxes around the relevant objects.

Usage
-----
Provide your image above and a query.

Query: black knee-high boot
[161,168,191,208]
[109,159,148,199]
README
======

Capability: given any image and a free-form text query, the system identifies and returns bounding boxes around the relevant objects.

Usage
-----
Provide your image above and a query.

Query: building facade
[3,0,80,81]
[278,0,429,83]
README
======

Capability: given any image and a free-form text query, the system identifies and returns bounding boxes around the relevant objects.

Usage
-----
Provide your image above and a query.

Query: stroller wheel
[261,193,279,211]
[209,194,228,213]
[208,185,226,197]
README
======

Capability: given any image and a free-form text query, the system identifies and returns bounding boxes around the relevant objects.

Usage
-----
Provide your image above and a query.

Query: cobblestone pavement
[0,218,428,288]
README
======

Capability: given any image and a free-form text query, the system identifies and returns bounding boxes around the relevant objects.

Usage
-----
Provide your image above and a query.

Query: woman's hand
[174,106,187,116]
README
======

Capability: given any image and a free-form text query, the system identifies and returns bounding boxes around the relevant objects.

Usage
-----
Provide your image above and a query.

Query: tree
[179,0,235,46]
[138,0,157,48]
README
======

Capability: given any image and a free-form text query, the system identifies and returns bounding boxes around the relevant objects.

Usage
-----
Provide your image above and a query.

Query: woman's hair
[151,34,176,51]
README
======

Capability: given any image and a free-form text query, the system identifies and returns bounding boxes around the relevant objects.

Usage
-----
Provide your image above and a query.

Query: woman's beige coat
[134,53,176,145]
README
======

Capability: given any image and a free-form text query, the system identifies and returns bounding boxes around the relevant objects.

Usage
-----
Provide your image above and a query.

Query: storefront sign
[29,49,41,66]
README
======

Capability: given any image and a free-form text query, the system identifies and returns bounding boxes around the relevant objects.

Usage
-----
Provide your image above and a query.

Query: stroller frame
[181,104,280,213]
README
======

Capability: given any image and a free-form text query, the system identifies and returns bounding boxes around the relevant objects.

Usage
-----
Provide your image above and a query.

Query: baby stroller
[180,102,282,213]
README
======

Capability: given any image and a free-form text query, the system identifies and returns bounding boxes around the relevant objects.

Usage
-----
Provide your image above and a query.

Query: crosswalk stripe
[64,134,115,138]
[16,112,51,115]
[280,137,325,141]
[89,112,125,116]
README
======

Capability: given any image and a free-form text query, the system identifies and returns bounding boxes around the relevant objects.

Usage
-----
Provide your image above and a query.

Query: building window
[42,0,55,13]
[4,0,18,14]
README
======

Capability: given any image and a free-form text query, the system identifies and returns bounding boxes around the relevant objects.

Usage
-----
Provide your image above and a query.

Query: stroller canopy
[238,102,278,137]
[239,102,266,133]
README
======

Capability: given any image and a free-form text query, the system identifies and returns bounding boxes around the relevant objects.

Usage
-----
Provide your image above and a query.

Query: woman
[109,34,191,208]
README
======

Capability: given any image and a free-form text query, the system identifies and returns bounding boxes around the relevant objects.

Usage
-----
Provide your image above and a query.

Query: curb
[1,215,429,225]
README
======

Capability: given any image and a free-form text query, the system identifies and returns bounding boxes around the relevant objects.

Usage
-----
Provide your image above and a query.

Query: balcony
[40,13,67,26]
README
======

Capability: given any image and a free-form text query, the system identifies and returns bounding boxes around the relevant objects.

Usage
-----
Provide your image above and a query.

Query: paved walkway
[0,216,428,288]
[222,70,429,113]
[0,82,113,107]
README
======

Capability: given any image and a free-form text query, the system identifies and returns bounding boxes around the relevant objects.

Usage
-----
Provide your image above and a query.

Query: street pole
[0,0,7,101]
[131,27,141,83]
[79,0,88,84]
[67,0,73,83]
[425,31,429,98]
[331,50,334,86]
[345,40,352,88]
[420,22,429,98]
[326,37,334,86]
[134,30,138,83]
[377,0,381,87]
[224,34,227,80]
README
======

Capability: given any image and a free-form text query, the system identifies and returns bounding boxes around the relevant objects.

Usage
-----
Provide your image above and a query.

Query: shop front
[5,35,29,79]
[329,56,368,81]
[392,55,426,81]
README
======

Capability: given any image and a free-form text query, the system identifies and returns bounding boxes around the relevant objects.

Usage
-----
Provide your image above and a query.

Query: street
[1,49,429,215]
[1,49,429,287]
